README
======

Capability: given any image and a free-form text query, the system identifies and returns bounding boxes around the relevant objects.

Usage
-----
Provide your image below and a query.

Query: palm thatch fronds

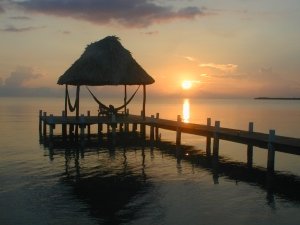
[57,36,155,86]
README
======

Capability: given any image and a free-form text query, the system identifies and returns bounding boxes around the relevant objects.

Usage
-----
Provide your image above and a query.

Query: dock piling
[155,113,160,141]
[206,118,211,156]
[247,122,254,168]
[267,130,276,172]
[43,112,47,136]
[213,121,220,157]
[176,115,182,146]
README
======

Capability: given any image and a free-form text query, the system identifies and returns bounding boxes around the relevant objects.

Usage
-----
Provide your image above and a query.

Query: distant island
[254,97,300,100]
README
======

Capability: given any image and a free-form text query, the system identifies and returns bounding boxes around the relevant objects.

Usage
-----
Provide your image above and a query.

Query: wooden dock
[39,110,300,173]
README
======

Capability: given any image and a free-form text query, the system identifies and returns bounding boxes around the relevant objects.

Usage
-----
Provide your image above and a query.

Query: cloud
[3,67,42,88]
[199,63,238,73]
[184,56,196,62]
[0,24,45,32]
[9,16,31,20]
[14,0,205,28]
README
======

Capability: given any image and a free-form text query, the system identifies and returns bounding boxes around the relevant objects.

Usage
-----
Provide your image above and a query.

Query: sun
[181,80,192,90]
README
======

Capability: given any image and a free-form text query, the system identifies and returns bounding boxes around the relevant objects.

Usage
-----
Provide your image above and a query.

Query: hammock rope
[66,86,79,112]
[86,85,140,112]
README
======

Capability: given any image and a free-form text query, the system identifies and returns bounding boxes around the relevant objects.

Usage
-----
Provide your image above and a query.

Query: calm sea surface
[1,96,300,225]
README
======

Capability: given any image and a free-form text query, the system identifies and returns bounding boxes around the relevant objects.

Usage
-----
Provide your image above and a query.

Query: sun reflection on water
[182,99,190,123]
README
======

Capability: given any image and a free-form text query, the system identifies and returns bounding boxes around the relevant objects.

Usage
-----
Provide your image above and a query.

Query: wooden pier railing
[39,110,300,173]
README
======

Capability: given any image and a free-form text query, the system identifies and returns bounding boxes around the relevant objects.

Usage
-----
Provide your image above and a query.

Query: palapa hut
[57,36,155,119]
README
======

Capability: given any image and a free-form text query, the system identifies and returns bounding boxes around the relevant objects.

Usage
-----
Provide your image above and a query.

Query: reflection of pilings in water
[41,133,300,204]
[155,140,300,203]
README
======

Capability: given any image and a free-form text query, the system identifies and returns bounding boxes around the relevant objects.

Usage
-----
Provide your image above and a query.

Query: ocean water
[0,96,300,225]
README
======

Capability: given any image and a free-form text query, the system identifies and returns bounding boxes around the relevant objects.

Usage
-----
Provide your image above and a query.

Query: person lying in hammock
[98,104,117,116]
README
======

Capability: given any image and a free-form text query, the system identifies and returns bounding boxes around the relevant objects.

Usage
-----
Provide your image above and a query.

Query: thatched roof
[57,36,155,86]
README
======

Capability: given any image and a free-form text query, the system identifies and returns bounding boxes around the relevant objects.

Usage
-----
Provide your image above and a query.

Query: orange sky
[0,0,300,98]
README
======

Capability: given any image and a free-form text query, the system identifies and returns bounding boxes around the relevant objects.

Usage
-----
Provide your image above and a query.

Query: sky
[0,0,300,98]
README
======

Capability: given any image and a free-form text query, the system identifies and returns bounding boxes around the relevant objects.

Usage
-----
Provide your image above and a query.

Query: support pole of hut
[247,122,254,168]
[75,85,80,136]
[213,121,220,157]
[142,85,146,120]
[176,115,182,146]
[65,84,68,117]
[267,130,276,172]
[206,118,212,156]
[124,85,127,114]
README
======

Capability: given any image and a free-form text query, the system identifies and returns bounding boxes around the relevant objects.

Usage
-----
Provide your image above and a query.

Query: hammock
[66,85,79,112]
[86,85,140,113]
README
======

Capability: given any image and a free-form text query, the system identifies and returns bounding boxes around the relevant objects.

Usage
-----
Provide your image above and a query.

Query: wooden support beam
[267,130,276,172]
[43,112,47,136]
[155,113,160,141]
[213,121,220,157]
[62,110,67,138]
[176,115,182,146]
[150,115,155,142]
[87,111,91,138]
[206,118,211,156]
[39,110,42,136]
[247,122,254,168]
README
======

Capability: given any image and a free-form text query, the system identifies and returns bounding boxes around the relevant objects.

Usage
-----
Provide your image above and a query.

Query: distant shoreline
[254,97,300,100]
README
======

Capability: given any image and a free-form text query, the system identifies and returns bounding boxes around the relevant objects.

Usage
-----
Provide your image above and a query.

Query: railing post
[125,109,129,132]
[49,114,54,139]
[176,115,182,146]
[213,121,220,157]
[206,118,211,156]
[43,112,47,136]
[62,110,67,138]
[79,114,85,141]
[150,115,155,142]
[140,110,145,137]
[87,111,91,138]
[267,129,276,172]
[39,110,43,136]
[247,122,254,168]
[155,113,160,141]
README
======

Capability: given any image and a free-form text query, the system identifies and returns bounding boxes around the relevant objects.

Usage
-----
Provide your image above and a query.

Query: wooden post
[267,129,276,172]
[98,123,102,136]
[140,110,145,137]
[132,123,137,132]
[206,118,211,156]
[49,114,54,139]
[247,122,254,168]
[124,85,127,114]
[111,114,116,137]
[65,84,68,117]
[75,85,80,137]
[87,111,91,138]
[213,121,220,157]
[79,114,85,141]
[176,115,182,146]
[62,110,67,138]
[43,112,47,136]
[125,109,129,132]
[142,85,146,120]
[150,115,154,142]
[155,113,160,141]
[39,110,42,136]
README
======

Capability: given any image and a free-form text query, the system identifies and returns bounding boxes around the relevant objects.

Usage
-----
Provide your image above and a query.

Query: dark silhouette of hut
[57,36,155,118]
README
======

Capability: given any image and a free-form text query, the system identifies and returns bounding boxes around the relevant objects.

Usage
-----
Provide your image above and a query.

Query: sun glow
[181,80,192,90]
[182,99,190,123]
